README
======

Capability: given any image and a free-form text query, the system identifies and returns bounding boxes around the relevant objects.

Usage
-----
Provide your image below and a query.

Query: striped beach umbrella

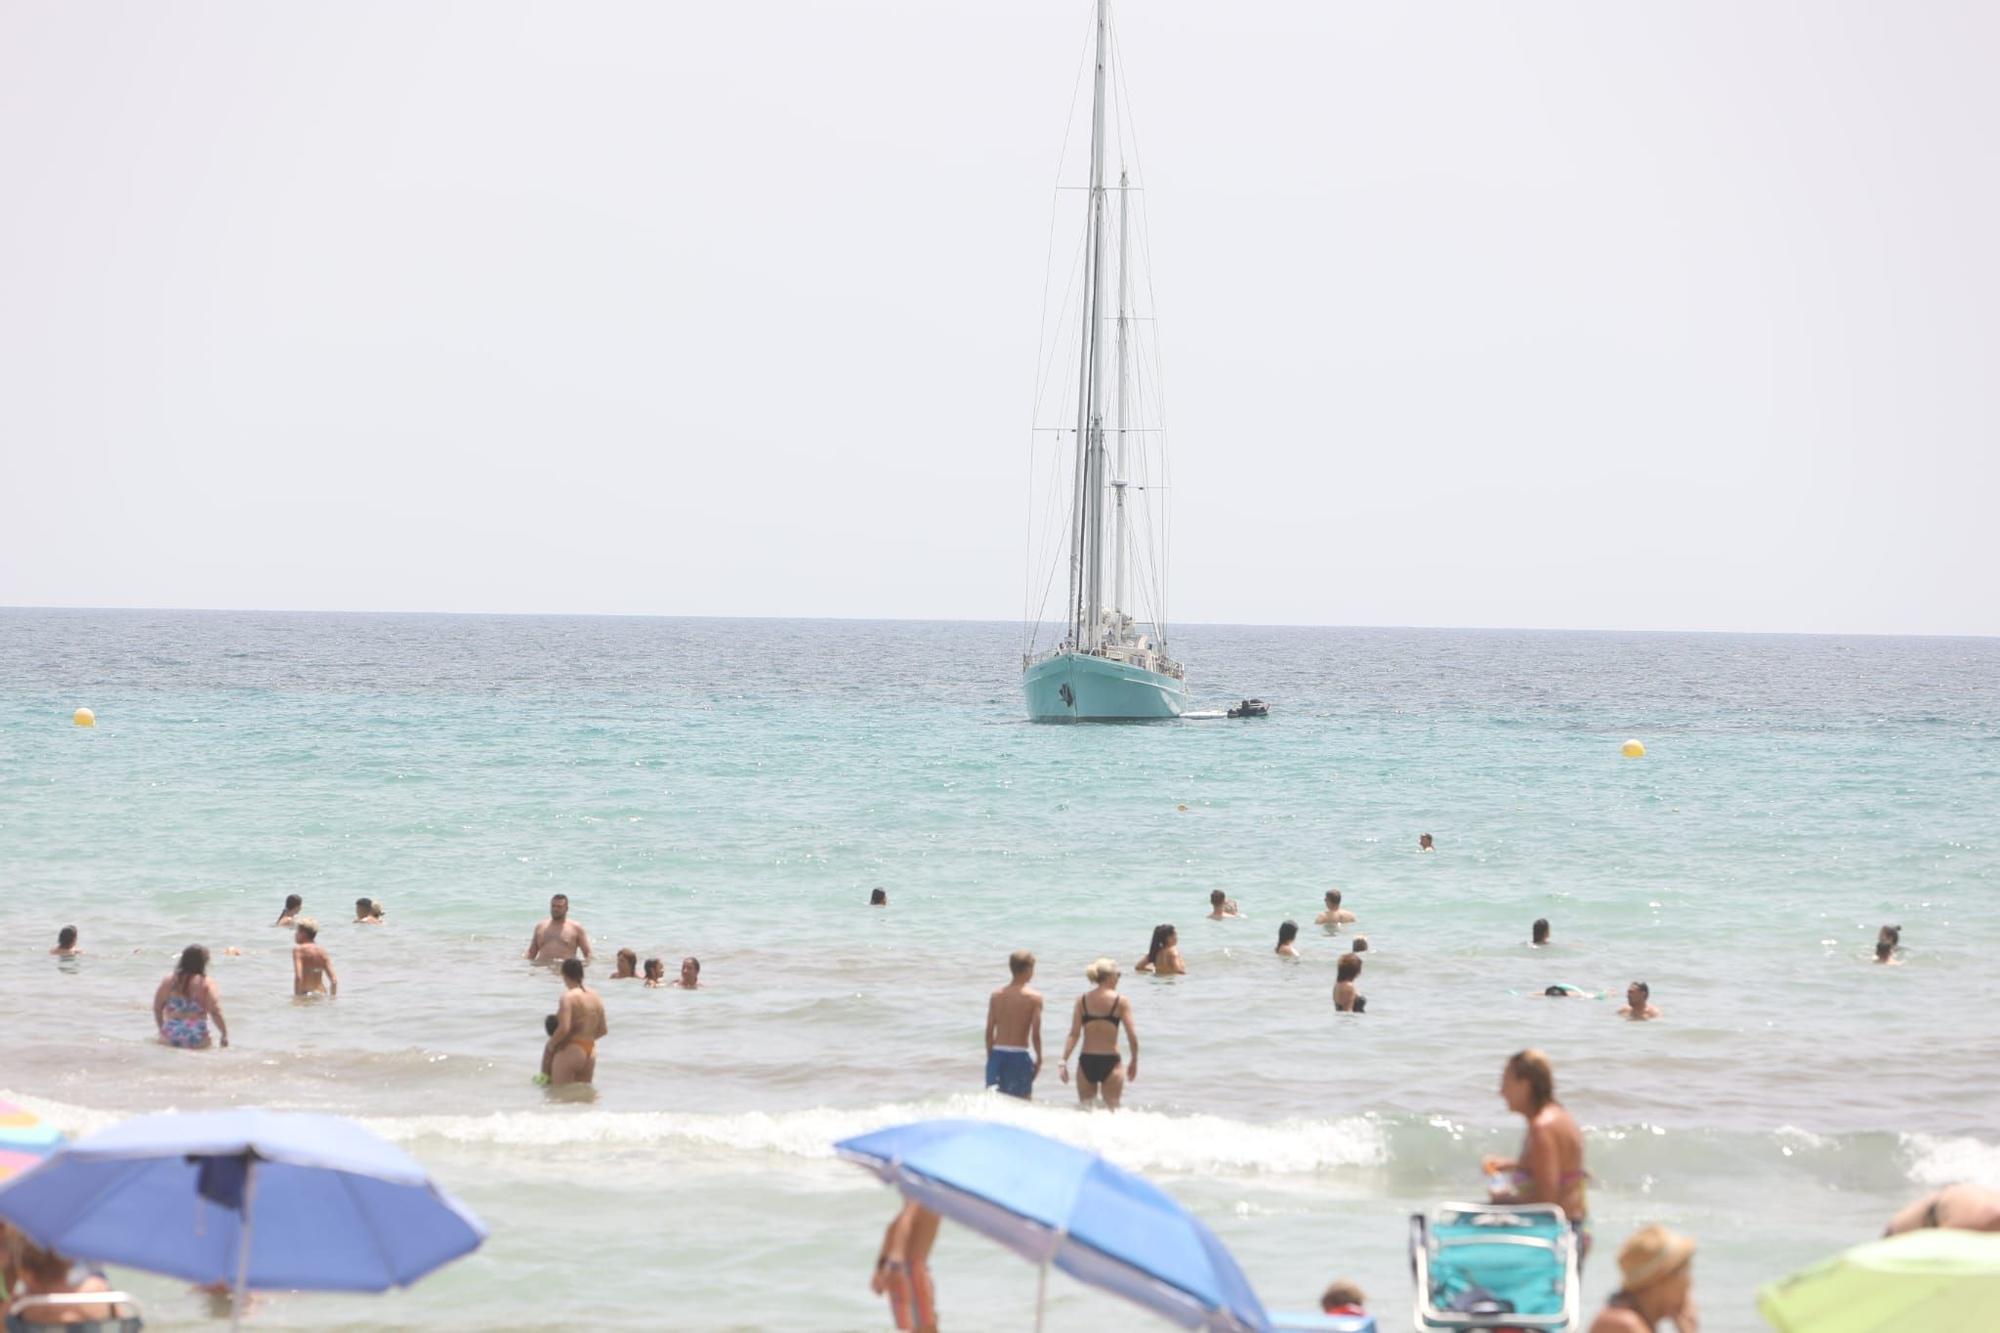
[0,1099,62,1182]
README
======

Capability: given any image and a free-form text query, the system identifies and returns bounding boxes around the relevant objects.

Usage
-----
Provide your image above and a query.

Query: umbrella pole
[1034,1258,1048,1333]
[230,1158,258,1333]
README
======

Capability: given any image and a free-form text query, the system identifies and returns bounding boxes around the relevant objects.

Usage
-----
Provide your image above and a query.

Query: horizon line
[1,602,1994,641]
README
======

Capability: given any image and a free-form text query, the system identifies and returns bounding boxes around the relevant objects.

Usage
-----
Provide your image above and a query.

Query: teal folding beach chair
[1409,1203,1578,1332]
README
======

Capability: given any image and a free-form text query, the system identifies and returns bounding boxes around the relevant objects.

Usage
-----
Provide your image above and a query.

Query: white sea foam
[366,1092,1389,1177]
[1901,1132,2000,1188]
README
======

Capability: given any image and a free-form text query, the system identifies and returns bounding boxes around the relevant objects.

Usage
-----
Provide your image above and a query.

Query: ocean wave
[1901,1132,2000,1189]
[13,1086,1997,1195]
[369,1093,1389,1176]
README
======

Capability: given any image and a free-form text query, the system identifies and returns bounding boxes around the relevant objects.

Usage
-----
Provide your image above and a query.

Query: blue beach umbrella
[836,1118,1270,1333]
[0,1108,485,1330]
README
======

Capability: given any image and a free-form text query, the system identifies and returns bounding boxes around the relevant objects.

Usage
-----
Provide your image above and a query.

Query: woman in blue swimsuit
[152,945,229,1050]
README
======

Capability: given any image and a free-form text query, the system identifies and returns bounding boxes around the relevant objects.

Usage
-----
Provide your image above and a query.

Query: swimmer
[1206,890,1241,920]
[1315,889,1355,927]
[1419,833,1435,851]
[1618,981,1661,1020]
[870,887,888,907]
[1873,938,1901,965]
[983,949,1044,1100]
[871,1200,941,1332]
[274,894,302,927]
[290,919,338,998]
[1532,918,1551,946]
[354,897,385,924]
[1134,923,1184,975]
[674,956,701,989]
[50,925,80,958]
[642,958,666,987]
[1351,935,1369,953]
[1059,958,1139,1109]
[1334,952,1366,1012]
[609,948,639,981]
[1275,920,1301,957]
[541,958,607,1087]
[1543,984,1591,998]
[523,893,592,965]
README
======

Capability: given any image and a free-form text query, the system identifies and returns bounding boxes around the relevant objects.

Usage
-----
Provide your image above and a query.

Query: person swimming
[642,958,666,987]
[1135,924,1184,975]
[609,948,639,981]
[1275,920,1300,957]
[675,956,701,989]
[1059,958,1139,1109]
[1315,889,1355,927]
[1619,981,1662,1020]
[50,925,79,958]
[869,887,888,907]
[1350,935,1369,953]
[1419,833,1435,851]
[1334,952,1366,1012]
[1532,917,1551,946]
[1207,890,1241,920]
[275,894,302,927]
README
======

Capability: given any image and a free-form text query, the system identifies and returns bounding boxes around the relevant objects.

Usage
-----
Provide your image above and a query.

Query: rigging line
[1025,10,1100,655]
[1107,14,1176,642]
[1030,222,1090,422]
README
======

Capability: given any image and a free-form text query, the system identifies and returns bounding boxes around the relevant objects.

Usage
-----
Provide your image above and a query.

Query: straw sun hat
[1618,1225,1696,1293]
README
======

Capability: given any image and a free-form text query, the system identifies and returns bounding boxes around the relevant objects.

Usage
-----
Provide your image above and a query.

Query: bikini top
[1082,997,1123,1025]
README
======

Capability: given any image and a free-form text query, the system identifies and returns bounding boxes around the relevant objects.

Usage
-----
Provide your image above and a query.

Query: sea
[1,609,1995,1331]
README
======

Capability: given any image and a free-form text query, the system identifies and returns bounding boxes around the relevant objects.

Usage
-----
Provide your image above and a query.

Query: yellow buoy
[73,707,95,727]
[1621,738,1645,758]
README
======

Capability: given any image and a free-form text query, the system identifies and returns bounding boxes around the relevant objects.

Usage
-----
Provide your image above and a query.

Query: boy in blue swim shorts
[984,950,1045,1099]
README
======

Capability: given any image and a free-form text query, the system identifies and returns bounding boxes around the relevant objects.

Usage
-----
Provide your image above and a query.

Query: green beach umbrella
[1759,1228,2000,1332]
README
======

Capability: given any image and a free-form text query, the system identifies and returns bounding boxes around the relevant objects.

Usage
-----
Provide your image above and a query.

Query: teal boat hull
[1023,651,1187,722]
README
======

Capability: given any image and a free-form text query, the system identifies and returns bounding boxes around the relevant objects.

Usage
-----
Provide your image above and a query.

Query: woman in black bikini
[1059,958,1140,1109]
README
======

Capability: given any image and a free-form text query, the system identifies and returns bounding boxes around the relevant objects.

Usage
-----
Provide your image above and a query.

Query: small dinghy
[1227,698,1270,718]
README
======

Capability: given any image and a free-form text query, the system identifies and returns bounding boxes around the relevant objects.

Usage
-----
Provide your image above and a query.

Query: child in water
[643,958,666,988]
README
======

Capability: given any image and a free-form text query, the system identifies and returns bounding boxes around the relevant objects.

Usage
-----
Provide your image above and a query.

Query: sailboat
[1022,0,1188,722]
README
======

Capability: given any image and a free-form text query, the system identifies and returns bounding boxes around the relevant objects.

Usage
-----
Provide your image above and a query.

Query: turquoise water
[2,610,1996,1330]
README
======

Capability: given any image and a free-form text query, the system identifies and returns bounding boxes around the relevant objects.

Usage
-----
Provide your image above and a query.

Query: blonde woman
[1059,958,1140,1109]
[1483,1048,1592,1265]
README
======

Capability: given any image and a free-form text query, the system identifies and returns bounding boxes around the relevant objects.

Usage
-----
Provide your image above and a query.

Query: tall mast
[1112,166,1131,621]
[1078,0,1112,648]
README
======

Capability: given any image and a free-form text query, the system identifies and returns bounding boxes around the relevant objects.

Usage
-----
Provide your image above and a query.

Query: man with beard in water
[542,958,607,1087]
[524,893,593,965]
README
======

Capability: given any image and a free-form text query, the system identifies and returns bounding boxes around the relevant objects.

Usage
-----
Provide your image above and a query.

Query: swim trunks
[984,1046,1036,1099]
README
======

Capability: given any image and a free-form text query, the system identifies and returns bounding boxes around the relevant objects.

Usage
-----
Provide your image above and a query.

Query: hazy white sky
[2,1,1995,634]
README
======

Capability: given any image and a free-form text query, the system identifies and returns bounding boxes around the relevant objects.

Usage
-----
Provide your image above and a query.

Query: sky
[1,1,1995,635]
